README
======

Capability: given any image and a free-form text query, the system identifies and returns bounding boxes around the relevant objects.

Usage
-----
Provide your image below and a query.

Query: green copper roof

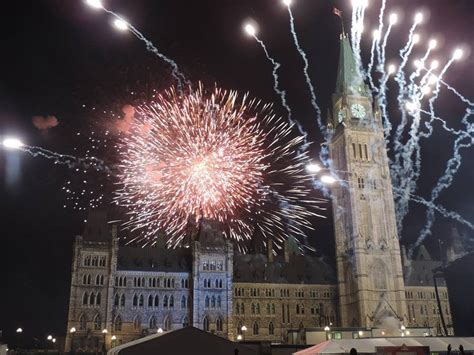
[335,35,367,96]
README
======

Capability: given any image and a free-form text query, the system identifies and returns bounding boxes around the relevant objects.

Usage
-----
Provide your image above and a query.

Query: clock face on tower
[351,103,366,119]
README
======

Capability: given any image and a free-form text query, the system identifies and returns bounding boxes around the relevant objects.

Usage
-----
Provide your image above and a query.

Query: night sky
[1,0,473,345]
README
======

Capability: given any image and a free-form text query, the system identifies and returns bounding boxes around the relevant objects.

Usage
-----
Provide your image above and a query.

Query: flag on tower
[333,7,342,18]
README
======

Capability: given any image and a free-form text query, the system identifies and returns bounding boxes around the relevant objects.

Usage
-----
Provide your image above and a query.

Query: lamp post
[111,335,117,348]
[241,325,247,341]
[70,327,76,354]
[102,329,108,354]
[324,325,330,340]
[16,328,23,352]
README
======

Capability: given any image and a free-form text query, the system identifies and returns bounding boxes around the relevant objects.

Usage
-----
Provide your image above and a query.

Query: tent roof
[107,327,258,355]
[294,337,474,355]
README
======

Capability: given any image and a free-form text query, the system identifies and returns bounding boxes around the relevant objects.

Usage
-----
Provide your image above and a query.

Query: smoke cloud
[32,115,59,130]
[116,104,135,132]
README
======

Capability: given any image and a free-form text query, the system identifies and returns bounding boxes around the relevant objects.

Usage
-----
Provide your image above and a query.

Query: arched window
[217,296,222,309]
[181,295,186,309]
[235,303,240,314]
[272,304,276,314]
[207,279,211,288]
[256,303,260,314]
[139,294,144,307]
[114,294,119,307]
[163,295,169,308]
[181,279,185,288]
[267,303,271,314]
[296,304,300,314]
[215,279,219,288]
[93,314,101,330]
[142,277,145,287]
[79,314,87,330]
[205,296,210,308]
[89,292,96,306]
[352,143,357,159]
[114,315,122,331]
[182,316,189,328]
[169,295,174,308]
[211,296,216,308]
[269,322,275,335]
[187,296,191,308]
[216,317,223,332]
[149,316,157,329]
[148,295,154,307]
[96,275,101,285]
[154,295,159,308]
[96,292,101,306]
[219,280,223,288]
[83,292,89,306]
[253,322,259,335]
[251,303,255,314]
[120,294,125,308]
[241,303,245,314]
[133,294,138,307]
[164,316,171,331]
[87,274,91,285]
[171,279,175,288]
[83,274,88,285]
[133,316,141,330]
[203,316,209,332]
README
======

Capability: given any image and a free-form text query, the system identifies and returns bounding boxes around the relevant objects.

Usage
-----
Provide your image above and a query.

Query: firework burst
[115,85,325,250]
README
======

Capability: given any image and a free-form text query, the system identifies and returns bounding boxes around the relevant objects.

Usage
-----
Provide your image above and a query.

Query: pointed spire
[335,34,367,96]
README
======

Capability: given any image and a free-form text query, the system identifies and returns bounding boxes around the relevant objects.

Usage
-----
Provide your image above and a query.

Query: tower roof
[335,34,367,96]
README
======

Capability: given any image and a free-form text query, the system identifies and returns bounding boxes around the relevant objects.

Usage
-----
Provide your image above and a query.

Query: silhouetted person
[234,349,239,355]
[448,344,452,355]
[460,344,465,355]
[350,348,358,355]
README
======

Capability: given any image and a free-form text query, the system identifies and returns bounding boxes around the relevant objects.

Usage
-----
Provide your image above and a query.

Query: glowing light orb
[421,86,431,95]
[453,48,463,60]
[389,13,398,25]
[282,0,292,6]
[429,39,437,49]
[372,29,381,40]
[85,0,103,9]
[2,138,24,149]
[388,64,397,75]
[115,86,322,248]
[414,12,423,24]
[113,19,129,31]
[321,175,336,184]
[306,163,321,173]
[430,60,439,70]
[244,23,256,37]
[405,101,419,113]
[428,74,438,85]
[412,33,420,45]
[414,59,423,69]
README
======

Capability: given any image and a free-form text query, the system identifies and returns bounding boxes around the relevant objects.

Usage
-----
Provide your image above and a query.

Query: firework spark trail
[421,58,457,140]
[352,3,367,75]
[367,33,378,91]
[115,85,325,249]
[21,145,111,172]
[286,5,323,135]
[375,0,387,67]
[101,8,188,91]
[440,79,474,106]
[253,35,310,152]
[391,22,420,170]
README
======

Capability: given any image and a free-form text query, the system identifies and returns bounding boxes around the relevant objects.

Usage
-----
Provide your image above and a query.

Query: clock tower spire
[328,34,407,328]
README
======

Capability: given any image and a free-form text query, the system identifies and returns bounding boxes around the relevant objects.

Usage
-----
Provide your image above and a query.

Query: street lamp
[157,328,164,334]
[237,334,243,341]
[111,335,117,348]
[102,329,108,353]
[16,328,23,334]
[70,327,76,354]
[241,325,247,341]
[324,326,330,340]
[47,335,53,341]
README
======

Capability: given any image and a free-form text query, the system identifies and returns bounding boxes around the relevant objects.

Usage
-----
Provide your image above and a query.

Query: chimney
[267,239,274,263]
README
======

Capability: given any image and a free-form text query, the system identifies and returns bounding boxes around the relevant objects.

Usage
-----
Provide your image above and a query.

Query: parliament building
[65,35,455,352]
